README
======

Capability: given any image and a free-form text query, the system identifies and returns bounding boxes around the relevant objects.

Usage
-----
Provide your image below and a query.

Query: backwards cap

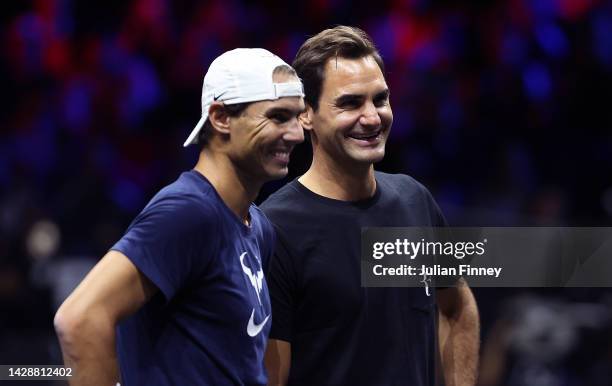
[184,48,304,147]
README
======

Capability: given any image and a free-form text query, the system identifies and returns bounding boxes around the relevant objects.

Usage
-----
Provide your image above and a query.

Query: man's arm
[54,250,157,386]
[265,339,291,385]
[436,280,479,386]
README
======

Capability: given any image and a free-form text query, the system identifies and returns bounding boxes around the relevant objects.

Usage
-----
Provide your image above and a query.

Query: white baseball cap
[184,48,304,147]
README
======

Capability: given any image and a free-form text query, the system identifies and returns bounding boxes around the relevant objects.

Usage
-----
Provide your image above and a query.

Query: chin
[348,149,386,165]
[263,167,289,181]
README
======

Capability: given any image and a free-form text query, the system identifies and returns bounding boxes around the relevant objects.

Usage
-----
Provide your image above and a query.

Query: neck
[299,149,376,201]
[194,149,262,223]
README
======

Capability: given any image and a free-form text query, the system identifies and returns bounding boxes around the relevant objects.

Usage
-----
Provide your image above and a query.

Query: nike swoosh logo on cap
[247,309,270,337]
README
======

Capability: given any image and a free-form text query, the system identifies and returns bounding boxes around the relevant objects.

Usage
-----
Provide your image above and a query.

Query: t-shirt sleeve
[111,197,218,302]
[418,182,448,227]
[266,228,298,342]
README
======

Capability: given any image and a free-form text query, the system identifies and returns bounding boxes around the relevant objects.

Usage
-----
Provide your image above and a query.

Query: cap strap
[273,82,304,98]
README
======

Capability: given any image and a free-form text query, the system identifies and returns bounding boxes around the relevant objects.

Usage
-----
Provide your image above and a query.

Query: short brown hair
[293,26,384,111]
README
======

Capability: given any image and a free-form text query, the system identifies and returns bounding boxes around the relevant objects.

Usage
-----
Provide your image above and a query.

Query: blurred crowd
[1,0,611,385]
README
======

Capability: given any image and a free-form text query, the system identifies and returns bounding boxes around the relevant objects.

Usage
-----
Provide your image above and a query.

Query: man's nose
[283,118,305,144]
[359,102,381,128]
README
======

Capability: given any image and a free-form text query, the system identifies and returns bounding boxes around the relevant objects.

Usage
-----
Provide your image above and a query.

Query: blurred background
[1,0,611,385]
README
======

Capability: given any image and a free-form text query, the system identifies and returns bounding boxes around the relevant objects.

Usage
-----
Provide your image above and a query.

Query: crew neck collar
[291,176,382,209]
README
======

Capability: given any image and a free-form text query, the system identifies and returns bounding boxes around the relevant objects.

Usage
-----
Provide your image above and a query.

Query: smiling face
[305,55,393,167]
[227,72,306,181]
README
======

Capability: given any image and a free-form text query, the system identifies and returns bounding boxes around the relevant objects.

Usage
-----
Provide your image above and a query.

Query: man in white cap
[54,48,305,386]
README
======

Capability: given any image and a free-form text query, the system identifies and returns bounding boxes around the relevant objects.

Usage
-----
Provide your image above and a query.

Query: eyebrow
[335,94,362,105]
[335,88,390,105]
[265,106,306,116]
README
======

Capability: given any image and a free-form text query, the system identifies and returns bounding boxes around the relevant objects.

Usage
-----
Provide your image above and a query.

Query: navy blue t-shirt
[112,170,273,386]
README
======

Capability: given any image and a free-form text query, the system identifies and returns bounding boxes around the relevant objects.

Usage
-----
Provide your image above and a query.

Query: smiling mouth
[348,130,382,142]
[271,150,291,163]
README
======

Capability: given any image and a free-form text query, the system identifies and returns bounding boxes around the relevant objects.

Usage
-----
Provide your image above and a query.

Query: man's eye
[269,114,290,123]
[374,95,389,107]
[339,100,361,109]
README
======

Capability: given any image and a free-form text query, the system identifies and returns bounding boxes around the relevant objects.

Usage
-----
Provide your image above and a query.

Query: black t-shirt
[261,171,447,386]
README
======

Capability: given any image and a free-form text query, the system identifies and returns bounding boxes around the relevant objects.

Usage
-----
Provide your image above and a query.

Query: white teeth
[351,131,380,139]
[272,151,290,162]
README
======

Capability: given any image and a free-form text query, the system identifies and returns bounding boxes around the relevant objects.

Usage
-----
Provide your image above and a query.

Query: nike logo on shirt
[247,309,270,337]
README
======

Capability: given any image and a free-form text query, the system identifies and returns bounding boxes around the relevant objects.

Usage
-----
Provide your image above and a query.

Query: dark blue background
[1,1,611,385]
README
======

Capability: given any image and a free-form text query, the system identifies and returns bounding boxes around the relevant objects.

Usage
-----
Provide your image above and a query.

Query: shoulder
[260,180,305,221]
[135,173,222,232]
[375,171,447,226]
[259,180,322,246]
[375,171,432,200]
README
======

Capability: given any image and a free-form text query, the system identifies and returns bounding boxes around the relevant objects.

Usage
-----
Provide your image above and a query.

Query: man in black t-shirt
[261,26,479,386]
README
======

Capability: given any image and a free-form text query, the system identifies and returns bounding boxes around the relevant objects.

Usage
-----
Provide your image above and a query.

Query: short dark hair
[198,64,298,149]
[272,64,297,78]
[293,26,384,111]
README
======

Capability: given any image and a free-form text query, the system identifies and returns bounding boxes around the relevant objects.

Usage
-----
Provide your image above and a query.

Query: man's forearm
[265,339,291,385]
[437,284,479,386]
[55,309,120,386]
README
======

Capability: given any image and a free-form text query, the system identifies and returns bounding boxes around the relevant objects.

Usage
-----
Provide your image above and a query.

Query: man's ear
[208,102,231,135]
[299,105,314,132]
